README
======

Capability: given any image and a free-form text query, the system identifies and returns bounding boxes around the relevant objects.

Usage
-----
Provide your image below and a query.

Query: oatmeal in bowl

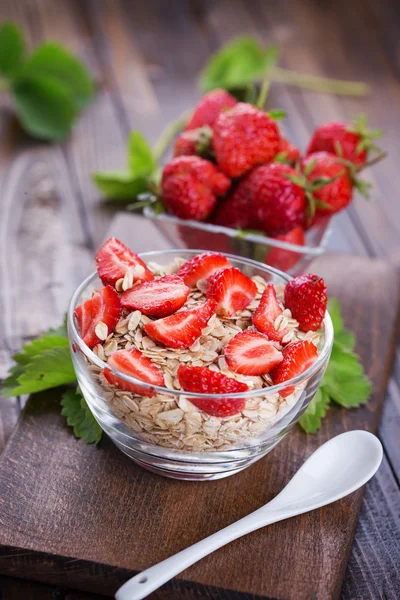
[68,239,333,480]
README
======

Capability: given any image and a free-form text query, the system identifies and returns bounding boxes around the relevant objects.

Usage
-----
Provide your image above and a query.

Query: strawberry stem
[152,110,191,162]
[355,151,388,172]
[271,67,370,96]
[256,76,270,109]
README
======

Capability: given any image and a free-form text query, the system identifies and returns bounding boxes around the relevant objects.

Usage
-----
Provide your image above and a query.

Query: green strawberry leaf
[14,335,69,365]
[93,171,149,201]
[327,297,343,332]
[128,131,156,177]
[298,387,330,433]
[12,75,77,140]
[61,388,102,444]
[3,346,76,397]
[199,36,279,92]
[18,42,95,108]
[0,21,25,78]
[1,363,25,397]
[323,344,371,407]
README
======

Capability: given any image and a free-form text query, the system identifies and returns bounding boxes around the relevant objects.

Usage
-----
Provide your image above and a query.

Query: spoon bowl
[116,430,383,600]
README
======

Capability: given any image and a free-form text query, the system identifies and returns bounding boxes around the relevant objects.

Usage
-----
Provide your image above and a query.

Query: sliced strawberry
[177,252,232,287]
[95,237,153,286]
[270,340,318,397]
[252,284,288,343]
[74,285,121,348]
[224,330,283,376]
[177,365,248,417]
[207,267,257,316]
[104,348,164,397]
[144,300,215,349]
[121,275,190,318]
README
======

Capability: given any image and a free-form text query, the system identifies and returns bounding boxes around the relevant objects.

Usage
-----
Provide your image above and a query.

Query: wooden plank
[0,216,398,599]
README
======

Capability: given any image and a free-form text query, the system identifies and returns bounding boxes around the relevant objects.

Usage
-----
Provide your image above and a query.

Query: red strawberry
[239,163,306,236]
[74,285,121,348]
[185,89,237,131]
[284,273,327,332]
[275,137,301,166]
[121,275,189,317]
[161,156,230,221]
[104,348,164,397]
[270,340,318,397]
[302,152,353,214]
[306,117,382,167]
[252,284,288,342]
[224,330,283,376]
[177,252,231,287]
[211,184,254,230]
[207,267,257,316]
[95,238,153,286]
[173,126,212,157]
[144,300,215,349]
[177,365,248,417]
[213,103,280,178]
[266,226,305,272]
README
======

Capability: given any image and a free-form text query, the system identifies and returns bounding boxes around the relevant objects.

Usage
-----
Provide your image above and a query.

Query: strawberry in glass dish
[161,156,230,221]
[212,103,281,178]
[173,126,213,158]
[185,89,237,131]
[275,137,301,166]
[301,152,353,215]
[121,275,190,318]
[104,348,164,397]
[306,116,383,167]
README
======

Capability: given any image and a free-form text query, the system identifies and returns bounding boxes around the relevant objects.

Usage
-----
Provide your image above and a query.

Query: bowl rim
[68,249,334,400]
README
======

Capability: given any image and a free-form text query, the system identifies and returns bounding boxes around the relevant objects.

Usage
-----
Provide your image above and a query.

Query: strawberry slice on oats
[252,284,289,342]
[121,275,190,318]
[270,340,318,397]
[144,300,215,349]
[104,348,164,397]
[225,330,283,376]
[95,237,153,286]
[74,285,121,348]
[177,365,248,417]
[207,267,257,316]
[177,252,231,287]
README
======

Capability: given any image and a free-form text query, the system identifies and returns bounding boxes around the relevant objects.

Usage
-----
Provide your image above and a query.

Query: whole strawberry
[236,163,306,236]
[306,117,382,167]
[211,184,254,229]
[302,152,353,214]
[161,156,230,221]
[266,226,305,272]
[185,89,237,131]
[173,126,212,158]
[213,103,280,178]
[275,137,301,166]
[284,273,327,331]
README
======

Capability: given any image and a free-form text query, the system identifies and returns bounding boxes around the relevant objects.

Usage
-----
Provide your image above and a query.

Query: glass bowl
[143,208,333,276]
[68,250,333,481]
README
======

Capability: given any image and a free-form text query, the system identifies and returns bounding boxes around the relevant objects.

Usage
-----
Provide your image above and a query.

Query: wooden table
[0,1,399,598]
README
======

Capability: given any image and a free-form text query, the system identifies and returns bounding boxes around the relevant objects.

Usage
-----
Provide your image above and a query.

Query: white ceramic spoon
[116,430,382,600]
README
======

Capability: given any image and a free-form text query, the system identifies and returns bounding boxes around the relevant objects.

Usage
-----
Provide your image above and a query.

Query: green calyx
[284,167,342,220]
[335,151,388,199]
[346,114,384,155]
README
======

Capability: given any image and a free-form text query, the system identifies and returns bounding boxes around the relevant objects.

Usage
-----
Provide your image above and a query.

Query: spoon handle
[115,506,279,600]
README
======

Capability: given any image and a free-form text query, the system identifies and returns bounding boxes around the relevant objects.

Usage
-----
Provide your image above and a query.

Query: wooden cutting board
[0,214,399,600]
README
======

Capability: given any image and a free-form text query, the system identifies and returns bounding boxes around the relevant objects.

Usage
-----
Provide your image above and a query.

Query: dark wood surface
[0,215,399,599]
[0,0,399,598]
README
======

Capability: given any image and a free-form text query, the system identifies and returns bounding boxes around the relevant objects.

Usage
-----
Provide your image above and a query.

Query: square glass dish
[143,207,332,276]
